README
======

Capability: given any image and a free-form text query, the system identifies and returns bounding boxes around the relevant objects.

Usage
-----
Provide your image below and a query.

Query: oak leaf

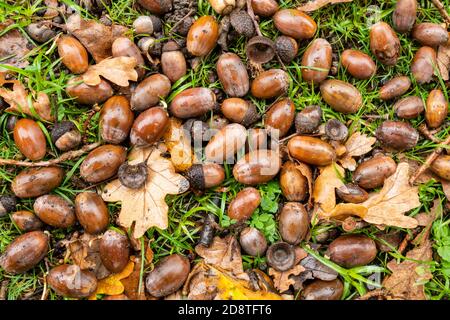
[88,261,135,300]
[102,146,190,238]
[338,132,376,171]
[82,57,138,87]
[437,37,450,81]
[163,118,194,172]
[0,22,31,70]
[269,265,305,293]
[313,163,345,213]
[121,256,147,300]
[298,0,353,12]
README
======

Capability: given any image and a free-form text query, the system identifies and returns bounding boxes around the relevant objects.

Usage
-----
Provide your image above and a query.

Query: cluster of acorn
[1,0,450,300]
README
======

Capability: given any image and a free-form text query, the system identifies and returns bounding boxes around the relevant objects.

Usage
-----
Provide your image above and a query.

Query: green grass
[0,0,450,300]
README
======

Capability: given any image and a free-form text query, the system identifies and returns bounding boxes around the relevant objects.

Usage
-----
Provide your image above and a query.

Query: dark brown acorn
[295,105,322,134]
[266,242,296,272]
[379,76,412,101]
[320,79,362,114]
[47,264,97,298]
[369,22,401,66]
[430,155,450,181]
[288,136,336,166]
[187,16,219,57]
[11,210,44,232]
[411,46,437,84]
[130,107,169,146]
[99,229,130,273]
[11,166,64,198]
[13,118,47,161]
[412,23,449,47]
[0,195,17,217]
[375,120,419,151]
[221,98,259,127]
[426,89,448,128]
[336,184,369,203]
[251,69,289,99]
[239,227,268,256]
[392,0,417,33]
[279,202,309,245]
[161,41,187,83]
[251,0,278,17]
[264,98,295,138]
[57,35,89,74]
[301,38,332,84]
[217,52,250,97]
[205,123,247,162]
[130,74,171,111]
[66,77,113,105]
[273,9,317,40]
[185,163,225,190]
[341,49,377,80]
[274,36,298,63]
[301,279,344,300]
[51,121,82,151]
[99,96,134,144]
[33,194,76,228]
[280,161,309,202]
[80,145,127,183]
[227,187,261,222]
[75,192,109,234]
[112,37,146,79]
[169,87,216,119]
[393,96,424,119]
[328,234,377,268]
[233,150,281,185]
[137,0,172,15]
[353,156,397,189]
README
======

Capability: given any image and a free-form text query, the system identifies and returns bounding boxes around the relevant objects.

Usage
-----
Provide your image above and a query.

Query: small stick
[409,134,450,184]
[0,142,101,167]
[247,0,263,37]
[418,123,442,144]
[397,233,412,254]
[278,132,299,143]
[430,0,450,25]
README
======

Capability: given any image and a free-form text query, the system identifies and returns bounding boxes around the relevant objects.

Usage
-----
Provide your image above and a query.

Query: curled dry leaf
[82,56,138,87]
[338,132,377,171]
[269,265,305,293]
[102,145,190,239]
[163,118,194,172]
[437,36,450,81]
[298,0,353,12]
[313,163,345,213]
[296,161,313,206]
[0,22,31,70]
[121,256,147,300]
[44,0,59,19]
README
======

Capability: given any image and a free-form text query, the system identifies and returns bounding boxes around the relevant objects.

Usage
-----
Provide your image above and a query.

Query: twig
[430,0,450,25]
[0,280,8,300]
[397,233,412,255]
[247,0,263,37]
[0,142,101,167]
[278,132,299,143]
[418,123,442,144]
[361,114,390,120]
[409,133,450,184]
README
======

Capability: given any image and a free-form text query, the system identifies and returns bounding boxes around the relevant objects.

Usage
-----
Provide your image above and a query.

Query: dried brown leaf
[296,162,313,206]
[339,132,376,171]
[44,0,59,18]
[82,57,138,87]
[437,37,450,81]
[313,163,345,213]
[269,265,305,293]
[163,118,194,172]
[298,0,353,12]
[102,145,190,238]
[0,22,31,70]
[121,256,147,300]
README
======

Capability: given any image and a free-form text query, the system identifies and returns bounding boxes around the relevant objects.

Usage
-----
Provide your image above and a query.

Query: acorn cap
[275,36,298,63]
[325,119,348,141]
[230,9,255,38]
[0,195,17,216]
[241,101,261,127]
[246,36,275,64]
[295,105,322,134]
[118,162,148,189]
[185,164,205,190]
[266,242,296,272]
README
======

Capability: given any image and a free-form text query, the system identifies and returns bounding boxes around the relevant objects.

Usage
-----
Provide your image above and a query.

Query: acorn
[325,119,348,141]
[430,155,450,181]
[217,53,250,97]
[0,195,17,217]
[161,41,187,83]
[425,89,448,128]
[80,145,127,183]
[295,105,322,134]
[392,0,417,33]
[412,23,449,47]
[288,136,336,166]
[239,227,268,256]
[252,0,278,17]
[187,16,219,57]
[411,46,437,84]
[340,49,377,80]
[301,38,332,84]
[137,37,157,56]
[393,96,424,119]
[369,22,400,66]
[0,231,48,274]
[145,254,191,298]
[280,161,309,202]
[376,120,419,151]
[184,119,210,142]
[246,128,268,151]
[266,242,296,272]
[209,0,236,15]
[137,0,172,15]
[273,9,317,40]
[47,264,97,298]
[130,74,171,111]
[33,194,76,228]
[51,121,81,151]
[251,69,290,99]
[230,9,255,38]
[99,96,134,144]
[130,107,169,146]
[227,187,261,222]
[11,166,64,198]
[328,234,377,268]
[301,279,344,300]
[6,115,18,133]
[221,98,259,127]
[336,183,369,203]
[379,76,412,101]
[198,213,216,247]
[66,77,113,105]
[233,150,281,185]
[169,87,216,119]
[57,35,89,74]
[118,162,148,189]
[133,15,161,34]
[185,163,225,190]
[264,98,295,138]
[353,156,397,189]
[246,36,276,64]
[205,123,247,162]
[274,36,298,63]
[99,229,130,273]
[25,22,56,43]
[279,202,309,245]
[75,192,109,234]
[13,118,47,161]
[11,210,44,232]
[112,37,146,80]
[320,79,362,114]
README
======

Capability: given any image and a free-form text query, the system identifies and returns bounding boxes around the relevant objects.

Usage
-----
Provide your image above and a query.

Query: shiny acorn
[394,96,424,119]
[264,98,295,138]
[130,74,171,111]
[426,89,448,128]
[13,118,47,161]
[161,41,187,83]
[251,69,290,99]
[279,202,309,245]
[11,166,64,198]
[221,98,259,127]
[288,136,336,166]
[233,150,281,185]
[66,77,113,105]
[99,96,134,144]
[376,120,419,151]
[379,76,411,101]
[353,156,397,189]
[411,46,437,84]
[320,79,362,114]
[185,163,225,190]
[137,0,172,15]
[205,123,247,162]
[295,105,322,134]
[301,279,344,300]
[341,49,376,80]
[392,0,417,33]
[239,227,267,256]
[169,87,216,119]
[273,9,317,40]
[99,229,130,273]
[301,38,332,84]
[51,121,81,151]
[57,35,89,74]
[328,234,377,268]
[130,107,169,146]
[75,192,109,234]
[34,194,76,228]
[280,161,309,202]
[430,155,450,181]
[187,16,219,57]
[251,0,278,17]
[412,23,449,47]
[217,53,249,97]
[47,264,97,298]
[11,211,43,232]
[336,184,369,203]
[80,145,127,183]
[227,187,261,222]
[369,22,401,66]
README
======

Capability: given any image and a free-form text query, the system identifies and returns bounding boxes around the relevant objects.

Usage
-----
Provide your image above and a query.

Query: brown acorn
[430,155,450,181]
[99,229,130,273]
[251,69,290,99]
[264,98,295,138]
[130,74,171,111]
[393,96,424,119]
[80,145,127,183]
[369,22,400,66]
[217,52,250,97]
[336,184,369,203]
[412,23,449,47]
[233,150,281,185]
[273,9,317,40]
[246,128,268,151]
[411,46,437,84]
[185,163,225,190]
[392,0,417,33]
[209,0,236,15]
[0,231,48,274]
[112,37,146,79]
[13,118,47,161]
[288,136,336,166]
[341,49,377,80]
[274,36,298,63]
[11,211,44,232]
[295,105,322,134]
[301,279,344,300]
[280,161,309,202]
[278,202,309,245]
[169,87,216,119]
[251,0,278,17]
[130,107,169,146]
[137,0,172,15]
[320,79,362,114]
[51,121,82,151]
[376,120,419,151]
[75,192,109,234]
[99,96,134,144]
[66,77,113,105]
[221,98,259,127]
[34,194,76,228]
[227,187,261,222]
[425,89,448,128]
[57,35,89,74]
[11,166,64,198]
[161,41,187,83]
[301,38,332,84]
[47,264,97,298]
[205,123,247,162]
[133,15,161,34]
[239,227,267,256]
[379,76,411,101]
[187,16,219,57]
[353,156,397,189]
[328,234,377,268]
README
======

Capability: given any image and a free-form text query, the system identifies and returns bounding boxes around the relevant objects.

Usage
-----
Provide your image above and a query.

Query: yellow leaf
[82,56,138,87]
[88,261,134,300]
